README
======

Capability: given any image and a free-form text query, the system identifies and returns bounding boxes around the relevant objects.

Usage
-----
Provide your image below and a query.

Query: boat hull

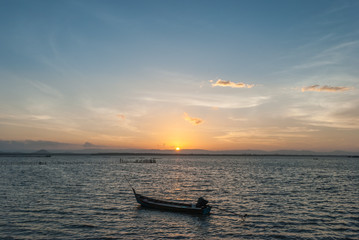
[133,190,211,215]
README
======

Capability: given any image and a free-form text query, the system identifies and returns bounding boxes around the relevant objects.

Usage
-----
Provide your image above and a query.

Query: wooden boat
[132,188,211,215]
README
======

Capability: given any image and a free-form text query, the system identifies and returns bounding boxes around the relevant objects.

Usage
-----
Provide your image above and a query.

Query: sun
[175,147,181,151]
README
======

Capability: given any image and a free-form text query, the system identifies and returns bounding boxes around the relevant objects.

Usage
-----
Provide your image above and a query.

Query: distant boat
[132,188,211,215]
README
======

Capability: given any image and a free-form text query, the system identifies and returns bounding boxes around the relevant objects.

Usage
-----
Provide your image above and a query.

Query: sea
[0,155,358,239]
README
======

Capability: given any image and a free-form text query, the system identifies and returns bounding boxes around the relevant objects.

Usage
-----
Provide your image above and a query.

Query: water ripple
[0,155,358,239]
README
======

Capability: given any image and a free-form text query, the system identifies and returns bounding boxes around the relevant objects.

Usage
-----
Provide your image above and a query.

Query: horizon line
[1,149,359,157]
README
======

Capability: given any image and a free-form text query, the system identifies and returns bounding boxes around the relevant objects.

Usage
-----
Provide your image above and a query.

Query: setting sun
[175,147,181,151]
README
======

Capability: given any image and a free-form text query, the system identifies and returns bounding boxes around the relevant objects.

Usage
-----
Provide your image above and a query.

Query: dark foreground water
[0,155,358,239]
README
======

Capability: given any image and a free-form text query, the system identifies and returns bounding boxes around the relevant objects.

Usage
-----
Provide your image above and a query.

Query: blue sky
[1,0,358,151]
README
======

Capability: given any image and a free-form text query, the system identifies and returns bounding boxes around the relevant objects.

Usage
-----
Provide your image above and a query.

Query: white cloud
[210,79,254,88]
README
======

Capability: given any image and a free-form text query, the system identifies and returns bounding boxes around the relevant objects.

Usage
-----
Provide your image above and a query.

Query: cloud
[28,80,63,98]
[292,60,336,70]
[321,40,359,55]
[30,115,53,120]
[277,39,359,75]
[184,112,203,125]
[83,142,97,148]
[138,91,269,109]
[210,79,254,88]
[117,114,126,120]
[0,140,79,151]
[301,85,352,92]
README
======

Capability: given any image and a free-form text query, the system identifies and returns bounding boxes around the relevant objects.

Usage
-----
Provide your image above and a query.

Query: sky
[0,0,359,152]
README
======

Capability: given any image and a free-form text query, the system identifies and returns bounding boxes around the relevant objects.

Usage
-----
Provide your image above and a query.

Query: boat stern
[202,206,212,215]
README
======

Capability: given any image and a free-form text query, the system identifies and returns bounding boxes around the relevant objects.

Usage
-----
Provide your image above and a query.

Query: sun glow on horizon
[175,147,181,151]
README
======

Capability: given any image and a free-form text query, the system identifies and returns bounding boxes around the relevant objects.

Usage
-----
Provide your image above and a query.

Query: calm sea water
[0,155,358,239]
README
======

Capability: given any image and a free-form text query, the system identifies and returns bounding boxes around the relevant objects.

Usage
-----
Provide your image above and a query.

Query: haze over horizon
[1,0,359,152]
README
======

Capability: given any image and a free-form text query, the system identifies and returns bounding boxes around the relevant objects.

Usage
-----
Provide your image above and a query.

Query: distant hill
[33,149,51,155]
[1,140,358,156]
[0,148,358,156]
